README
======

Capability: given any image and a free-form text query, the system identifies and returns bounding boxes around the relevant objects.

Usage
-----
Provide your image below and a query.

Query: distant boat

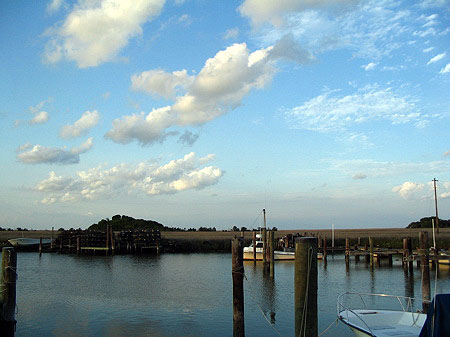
[338,292,427,337]
[8,238,52,248]
[243,234,295,260]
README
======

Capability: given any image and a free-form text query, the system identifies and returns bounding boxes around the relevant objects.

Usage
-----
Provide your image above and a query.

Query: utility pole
[433,178,439,234]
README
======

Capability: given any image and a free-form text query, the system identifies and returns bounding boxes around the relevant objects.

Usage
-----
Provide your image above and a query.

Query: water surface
[13,252,450,336]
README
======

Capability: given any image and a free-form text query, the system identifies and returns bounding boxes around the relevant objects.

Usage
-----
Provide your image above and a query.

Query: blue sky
[0,0,449,230]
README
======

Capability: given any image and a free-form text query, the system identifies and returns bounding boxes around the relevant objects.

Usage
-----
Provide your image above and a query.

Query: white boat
[8,238,52,248]
[243,234,295,260]
[337,292,426,337]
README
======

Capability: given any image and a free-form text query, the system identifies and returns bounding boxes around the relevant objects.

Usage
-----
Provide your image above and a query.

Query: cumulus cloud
[427,52,446,65]
[423,47,434,53]
[131,69,194,99]
[224,27,239,40]
[59,110,99,138]
[439,63,450,74]
[362,62,376,71]
[47,0,65,14]
[392,182,425,200]
[285,85,424,133]
[107,43,281,145]
[43,0,165,68]
[34,152,223,203]
[30,111,50,125]
[393,180,450,200]
[17,137,94,165]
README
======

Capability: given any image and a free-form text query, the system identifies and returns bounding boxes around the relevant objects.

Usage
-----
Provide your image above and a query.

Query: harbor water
[13,252,450,336]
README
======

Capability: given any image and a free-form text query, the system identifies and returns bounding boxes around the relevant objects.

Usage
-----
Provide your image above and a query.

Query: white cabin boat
[243,234,295,260]
[338,292,426,337]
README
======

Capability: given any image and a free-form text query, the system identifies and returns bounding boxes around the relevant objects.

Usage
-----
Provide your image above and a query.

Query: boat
[243,234,295,260]
[337,292,427,337]
[8,238,52,248]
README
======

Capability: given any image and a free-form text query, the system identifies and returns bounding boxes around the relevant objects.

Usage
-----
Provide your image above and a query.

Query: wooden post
[156,239,160,255]
[323,237,327,262]
[318,235,322,248]
[39,237,43,256]
[420,232,430,313]
[358,237,361,246]
[263,209,267,265]
[294,237,318,337]
[369,237,374,267]
[76,236,80,255]
[269,231,275,278]
[59,238,63,253]
[110,226,115,255]
[51,227,54,250]
[0,247,17,336]
[345,238,350,267]
[388,254,393,266]
[364,241,369,263]
[402,238,408,268]
[252,232,256,261]
[407,238,413,274]
[355,244,360,262]
[106,225,110,252]
[232,237,245,337]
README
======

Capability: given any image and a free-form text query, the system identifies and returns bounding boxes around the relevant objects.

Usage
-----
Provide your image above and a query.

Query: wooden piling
[294,237,318,337]
[156,239,160,255]
[369,237,374,267]
[419,232,430,313]
[110,226,115,254]
[364,242,369,263]
[59,238,63,253]
[51,227,54,250]
[0,247,17,336]
[262,227,267,265]
[323,237,327,262]
[407,238,413,274]
[402,238,408,268]
[232,237,245,337]
[252,232,256,262]
[76,236,80,255]
[345,238,350,267]
[269,231,275,278]
[106,225,110,252]
[39,237,43,256]
[388,254,393,266]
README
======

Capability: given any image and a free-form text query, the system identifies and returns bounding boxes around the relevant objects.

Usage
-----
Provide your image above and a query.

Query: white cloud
[17,137,94,165]
[362,62,376,71]
[331,159,450,179]
[35,152,223,203]
[427,52,446,65]
[285,86,424,132]
[439,63,450,74]
[392,182,425,200]
[107,43,279,145]
[47,0,65,14]
[224,27,239,40]
[393,180,450,200]
[352,173,367,180]
[423,46,434,53]
[131,69,194,99]
[238,0,354,26]
[43,0,165,68]
[30,111,49,125]
[59,110,99,138]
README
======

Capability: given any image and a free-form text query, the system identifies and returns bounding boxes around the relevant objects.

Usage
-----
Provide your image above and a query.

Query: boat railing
[337,292,426,335]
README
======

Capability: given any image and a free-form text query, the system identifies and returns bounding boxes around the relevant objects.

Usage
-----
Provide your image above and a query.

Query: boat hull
[8,238,52,249]
[243,251,295,260]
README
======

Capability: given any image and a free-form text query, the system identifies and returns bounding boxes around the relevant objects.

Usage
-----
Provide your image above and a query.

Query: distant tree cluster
[88,214,167,232]
[407,217,450,229]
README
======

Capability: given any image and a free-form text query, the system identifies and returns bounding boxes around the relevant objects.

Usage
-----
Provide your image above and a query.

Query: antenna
[433,178,439,234]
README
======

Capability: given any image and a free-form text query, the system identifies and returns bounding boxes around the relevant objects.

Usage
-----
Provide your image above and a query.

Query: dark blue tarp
[419,294,450,337]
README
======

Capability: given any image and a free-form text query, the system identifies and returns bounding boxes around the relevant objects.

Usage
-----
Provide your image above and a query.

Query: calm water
[12,252,450,336]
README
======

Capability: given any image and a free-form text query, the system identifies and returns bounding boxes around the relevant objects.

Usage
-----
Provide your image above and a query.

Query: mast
[263,208,266,230]
[433,178,439,234]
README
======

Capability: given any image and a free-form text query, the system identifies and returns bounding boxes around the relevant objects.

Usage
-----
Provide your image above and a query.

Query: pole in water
[252,232,256,262]
[262,209,267,265]
[232,237,245,337]
[269,231,275,278]
[419,232,430,313]
[432,178,439,234]
[369,237,374,267]
[323,237,327,262]
[294,237,318,337]
[39,237,43,256]
[0,247,17,337]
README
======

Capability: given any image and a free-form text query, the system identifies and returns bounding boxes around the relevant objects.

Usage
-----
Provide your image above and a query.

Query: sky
[0,0,449,230]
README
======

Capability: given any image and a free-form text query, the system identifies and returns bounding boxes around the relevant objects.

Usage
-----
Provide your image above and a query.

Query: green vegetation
[88,215,167,232]
[407,217,449,229]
